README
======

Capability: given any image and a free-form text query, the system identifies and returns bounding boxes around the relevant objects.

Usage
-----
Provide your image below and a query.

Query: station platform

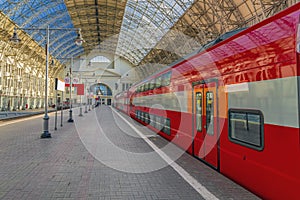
[0,106,260,200]
[0,107,56,120]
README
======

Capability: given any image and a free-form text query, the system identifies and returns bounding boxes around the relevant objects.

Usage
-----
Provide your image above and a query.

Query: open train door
[192,79,219,170]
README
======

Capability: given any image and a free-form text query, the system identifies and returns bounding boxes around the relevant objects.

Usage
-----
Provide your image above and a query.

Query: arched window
[94,83,112,96]
[90,56,111,63]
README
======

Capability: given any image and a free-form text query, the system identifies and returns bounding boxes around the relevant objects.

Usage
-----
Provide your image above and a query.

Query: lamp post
[10,26,84,138]
[85,79,88,113]
[78,73,83,117]
[88,84,92,111]
[71,70,92,115]
[68,57,74,123]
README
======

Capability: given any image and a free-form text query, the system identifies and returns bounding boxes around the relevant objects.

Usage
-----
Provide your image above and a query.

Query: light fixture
[50,59,55,66]
[75,29,84,46]
[9,28,21,45]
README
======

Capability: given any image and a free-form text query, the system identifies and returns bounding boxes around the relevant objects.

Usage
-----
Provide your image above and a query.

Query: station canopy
[0,0,297,79]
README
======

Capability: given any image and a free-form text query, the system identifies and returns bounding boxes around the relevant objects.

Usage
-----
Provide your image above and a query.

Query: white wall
[66,53,138,103]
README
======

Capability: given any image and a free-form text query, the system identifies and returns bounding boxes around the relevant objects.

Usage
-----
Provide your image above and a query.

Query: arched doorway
[91,83,112,105]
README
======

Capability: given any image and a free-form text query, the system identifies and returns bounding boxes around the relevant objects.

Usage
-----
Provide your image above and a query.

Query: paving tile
[0,107,260,200]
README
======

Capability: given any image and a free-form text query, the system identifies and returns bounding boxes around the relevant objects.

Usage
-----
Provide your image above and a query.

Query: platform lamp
[10,26,84,138]
[84,79,88,113]
[67,57,74,122]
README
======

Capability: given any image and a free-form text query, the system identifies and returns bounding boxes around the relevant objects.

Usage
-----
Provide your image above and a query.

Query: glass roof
[116,0,194,65]
[0,0,194,65]
[0,0,84,62]
[0,0,297,75]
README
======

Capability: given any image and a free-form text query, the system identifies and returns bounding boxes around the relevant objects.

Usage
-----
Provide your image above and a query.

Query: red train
[114,3,300,199]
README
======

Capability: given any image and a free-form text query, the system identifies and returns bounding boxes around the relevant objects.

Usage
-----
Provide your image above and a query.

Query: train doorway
[192,80,219,170]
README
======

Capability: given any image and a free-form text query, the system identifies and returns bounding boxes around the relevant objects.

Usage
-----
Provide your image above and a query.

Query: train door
[193,80,219,170]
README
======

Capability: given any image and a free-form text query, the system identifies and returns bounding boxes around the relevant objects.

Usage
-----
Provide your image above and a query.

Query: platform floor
[0,106,260,200]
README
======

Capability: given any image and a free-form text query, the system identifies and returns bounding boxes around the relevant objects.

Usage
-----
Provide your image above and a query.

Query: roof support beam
[95,0,101,45]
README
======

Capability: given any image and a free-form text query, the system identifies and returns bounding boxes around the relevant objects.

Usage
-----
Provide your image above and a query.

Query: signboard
[64,77,70,84]
[64,77,79,85]
[55,78,65,91]
[73,77,79,84]
[76,84,84,95]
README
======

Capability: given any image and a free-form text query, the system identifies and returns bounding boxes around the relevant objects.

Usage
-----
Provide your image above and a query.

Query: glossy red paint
[220,123,300,199]
[114,3,300,199]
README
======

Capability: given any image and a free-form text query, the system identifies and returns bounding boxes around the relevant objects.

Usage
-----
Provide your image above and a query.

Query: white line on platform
[0,111,60,127]
[111,107,219,200]
[0,114,43,127]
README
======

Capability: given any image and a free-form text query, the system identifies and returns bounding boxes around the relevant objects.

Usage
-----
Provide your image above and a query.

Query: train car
[114,90,132,114]
[114,3,300,199]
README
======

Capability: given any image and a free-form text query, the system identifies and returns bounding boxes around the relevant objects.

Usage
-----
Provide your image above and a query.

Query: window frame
[161,71,172,87]
[144,83,149,91]
[228,109,264,151]
[155,76,162,88]
[140,84,145,92]
[196,92,202,132]
[206,91,214,135]
[149,79,155,90]
[163,118,171,135]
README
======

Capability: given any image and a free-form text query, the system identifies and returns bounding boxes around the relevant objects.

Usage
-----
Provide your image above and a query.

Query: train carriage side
[120,3,300,199]
[163,3,300,199]
[114,91,131,114]
[213,4,300,199]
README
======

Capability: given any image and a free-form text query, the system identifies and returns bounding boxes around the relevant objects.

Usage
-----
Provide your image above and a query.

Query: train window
[142,84,146,92]
[152,115,156,127]
[206,91,214,135]
[155,116,160,130]
[161,72,172,87]
[164,118,171,135]
[143,112,146,122]
[149,79,155,90]
[145,83,149,91]
[160,117,165,131]
[155,76,162,88]
[141,112,144,121]
[140,112,144,121]
[145,113,150,124]
[139,111,143,121]
[156,116,162,130]
[228,109,264,151]
[196,92,202,132]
